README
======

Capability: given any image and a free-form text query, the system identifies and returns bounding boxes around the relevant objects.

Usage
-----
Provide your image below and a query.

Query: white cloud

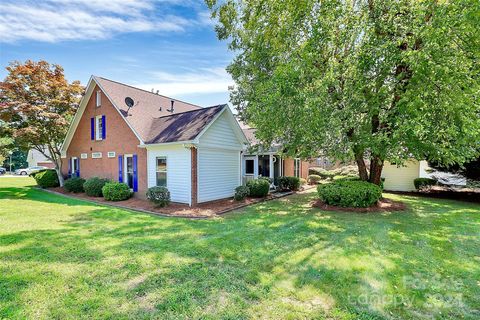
[0,0,211,43]
[136,67,233,95]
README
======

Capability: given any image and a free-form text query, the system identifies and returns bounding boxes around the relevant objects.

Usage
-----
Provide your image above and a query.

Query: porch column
[269,154,274,180]
[253,155,259,178]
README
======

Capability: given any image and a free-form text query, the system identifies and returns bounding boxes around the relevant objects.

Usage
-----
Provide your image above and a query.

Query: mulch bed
[388,186,480,204]
[47,187,293,218]
[311,198,407,213]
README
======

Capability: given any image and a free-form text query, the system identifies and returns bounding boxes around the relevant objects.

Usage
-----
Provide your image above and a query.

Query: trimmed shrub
[299,178,307,186]
[64,177,85,193]
[246,179,270,197]
[307,174,322,184]
[102,182,132,201]
[317,180,382,208]
[308,167,335,180]
[414,178,437,190]
[277,176,301,191]
[29,169,47,178]
[34,169,59,188]
[146,186,171,207]
[83,177,109,197]
[234,185,250,201]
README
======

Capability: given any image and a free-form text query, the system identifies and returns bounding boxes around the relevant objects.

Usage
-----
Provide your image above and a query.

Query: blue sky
[0,0,234,107]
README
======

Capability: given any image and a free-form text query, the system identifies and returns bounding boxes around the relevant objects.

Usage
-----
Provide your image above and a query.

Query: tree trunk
[55,161,65,187]
[354,150,369,181]
[369,155,384,185]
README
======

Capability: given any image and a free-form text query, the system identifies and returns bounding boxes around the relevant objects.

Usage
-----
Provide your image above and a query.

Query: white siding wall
[146,144,191,204]
[198,148,241,202]
[197,112,243,203]
[381,160,420,191]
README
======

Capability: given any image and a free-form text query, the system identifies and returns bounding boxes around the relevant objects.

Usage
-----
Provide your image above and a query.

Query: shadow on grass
[1,182,479,318]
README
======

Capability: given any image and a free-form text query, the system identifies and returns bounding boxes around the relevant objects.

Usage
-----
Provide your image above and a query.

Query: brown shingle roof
[95,76,225,144]
[145,105,226,144]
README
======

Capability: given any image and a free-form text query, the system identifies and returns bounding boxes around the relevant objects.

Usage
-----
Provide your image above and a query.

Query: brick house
[60,76,310,206]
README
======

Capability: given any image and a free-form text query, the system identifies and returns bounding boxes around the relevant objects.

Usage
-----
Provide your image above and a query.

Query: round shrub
[102,182,132,201]
[414,178,437,190]
[234,185,250,201]
[83,177,109,197]
[307,174,322,184]
[299,178,307,186]
[146,186,171,207]
[317,180,382,208]
[34,169,59,188]
[246,179,270,197]
[277,176,301,191]
[64,177,85,193]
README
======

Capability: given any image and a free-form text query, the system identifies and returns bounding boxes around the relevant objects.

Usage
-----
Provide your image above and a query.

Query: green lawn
[0,178,479,320]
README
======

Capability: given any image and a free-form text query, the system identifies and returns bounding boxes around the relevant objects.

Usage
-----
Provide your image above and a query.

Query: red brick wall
[283,157,309,179]
[62,85,148,197]
[38,162,55,168]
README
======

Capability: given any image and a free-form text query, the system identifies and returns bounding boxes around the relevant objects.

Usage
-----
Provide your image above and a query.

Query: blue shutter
[118,155,123,182]
[133,154,138,192]
[76,158,80,177]
[102,115,106,139]
[90,117,94,140]
[68,157,71,178]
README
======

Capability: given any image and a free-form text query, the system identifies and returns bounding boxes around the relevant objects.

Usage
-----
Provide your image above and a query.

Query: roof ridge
[152,104,226,120]
[93,75,203,109]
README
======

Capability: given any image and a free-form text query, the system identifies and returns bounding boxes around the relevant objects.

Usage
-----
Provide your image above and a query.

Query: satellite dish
[125,97,134,108]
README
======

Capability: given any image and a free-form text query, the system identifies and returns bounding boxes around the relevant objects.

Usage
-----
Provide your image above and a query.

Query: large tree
[0,60,83,185]
[207,0,480,184]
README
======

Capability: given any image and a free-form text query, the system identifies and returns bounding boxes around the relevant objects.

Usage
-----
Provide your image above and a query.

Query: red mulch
[48,187,285,218]
[311,198,407,213]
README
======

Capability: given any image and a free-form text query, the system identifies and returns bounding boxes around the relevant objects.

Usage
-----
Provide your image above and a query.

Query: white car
[15,166,48,175]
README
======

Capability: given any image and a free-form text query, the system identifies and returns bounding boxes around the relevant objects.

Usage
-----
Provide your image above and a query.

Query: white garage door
[198,148,240,203]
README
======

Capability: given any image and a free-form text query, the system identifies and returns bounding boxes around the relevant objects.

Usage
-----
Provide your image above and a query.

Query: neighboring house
[27,148,54,168]
[241,128,310,184]
[382,160,466,191]
[61,76,248,205]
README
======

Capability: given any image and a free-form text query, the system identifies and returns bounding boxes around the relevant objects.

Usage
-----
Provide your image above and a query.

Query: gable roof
[62,76,247,153]
[145,105,226,144]
[94,76,202,142]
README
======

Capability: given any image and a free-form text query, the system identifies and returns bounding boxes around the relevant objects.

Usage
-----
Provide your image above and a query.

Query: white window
[96,90,101,107]
[107,151,116,158]
[92,152,102,159]
[80,153,88,159]
[95,115,103,141]
[125,154,134,189]
[156,157,167,187]
[294,158,301,178]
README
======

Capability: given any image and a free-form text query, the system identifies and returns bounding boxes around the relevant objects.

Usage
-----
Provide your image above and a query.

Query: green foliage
[309,168,336,180]
[2,177,480,319]
[414,178,437,190]
[317,180,382,208]
[208,0,480,183]
[277,176,301,191]
[246,179,270,197]
[2,149,28,171]
[102,182,132,201]
[83,177,109,197]
[34,169,59,188]
[146,186,171,207]
[307,174,322,184]
[234,185,250,201]
[299,178,307,186]
[64,177,85,193]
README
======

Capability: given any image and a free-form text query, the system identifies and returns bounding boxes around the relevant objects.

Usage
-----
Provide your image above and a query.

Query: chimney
[168,100,175,113]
